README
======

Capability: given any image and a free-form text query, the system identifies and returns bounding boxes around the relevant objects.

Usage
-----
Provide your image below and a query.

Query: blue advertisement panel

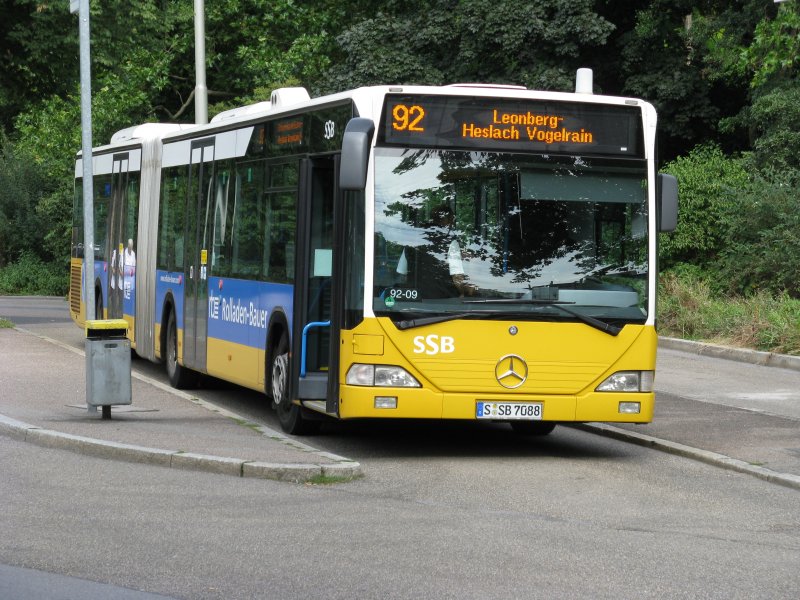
[155,272,294,349]
[207,277,294,349]
[155,271,185,329]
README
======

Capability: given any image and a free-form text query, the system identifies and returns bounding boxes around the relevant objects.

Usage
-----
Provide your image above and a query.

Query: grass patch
[0,318,14,328]
[231,417,264,433]
[306,473,361,485]
[659,270,800,355]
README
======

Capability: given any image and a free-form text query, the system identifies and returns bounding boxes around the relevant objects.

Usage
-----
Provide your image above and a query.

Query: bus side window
[262,161,298,283]
[212,161,232,277]
[264,191,296,283]
[93,175,112,262]
[231,161,265,279]
[158,167,188,272]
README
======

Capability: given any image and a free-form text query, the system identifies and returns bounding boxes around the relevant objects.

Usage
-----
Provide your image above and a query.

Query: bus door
[107,153,129,319]
[291,156,343,412]
[183,138,215,372]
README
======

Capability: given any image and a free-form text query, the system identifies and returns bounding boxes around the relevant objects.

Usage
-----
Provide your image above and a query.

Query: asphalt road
[1,296,799,599]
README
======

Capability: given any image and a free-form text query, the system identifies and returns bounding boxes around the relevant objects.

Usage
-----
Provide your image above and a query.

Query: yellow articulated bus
[70,70,678,435]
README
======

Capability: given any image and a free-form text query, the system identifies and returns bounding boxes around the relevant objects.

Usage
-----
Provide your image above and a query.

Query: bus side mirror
[657,173,678,232]
[340,118,375,191]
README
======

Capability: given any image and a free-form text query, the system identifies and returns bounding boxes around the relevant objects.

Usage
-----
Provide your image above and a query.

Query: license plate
[476,401,543,420]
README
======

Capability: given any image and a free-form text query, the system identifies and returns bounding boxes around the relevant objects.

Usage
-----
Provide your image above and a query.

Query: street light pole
[71,0,102,415]
[194,0,208,125]
[71,0,95,322]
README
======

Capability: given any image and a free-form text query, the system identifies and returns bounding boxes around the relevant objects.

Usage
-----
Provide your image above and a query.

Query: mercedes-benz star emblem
[495,354,528,389]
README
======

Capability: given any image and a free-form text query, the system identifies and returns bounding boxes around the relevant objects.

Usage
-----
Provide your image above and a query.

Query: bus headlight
[596,371,654,393]
[346,364,421,388]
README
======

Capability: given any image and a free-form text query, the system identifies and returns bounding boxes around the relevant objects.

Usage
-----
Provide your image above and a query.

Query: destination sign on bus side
[249,103,352,157]
[274,118,304,146]
[380,95,643,157]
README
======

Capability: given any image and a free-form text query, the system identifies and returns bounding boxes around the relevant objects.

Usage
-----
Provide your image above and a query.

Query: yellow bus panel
[338,317,657,423]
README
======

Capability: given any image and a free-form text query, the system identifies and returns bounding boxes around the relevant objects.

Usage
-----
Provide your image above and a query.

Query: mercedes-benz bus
[70,70,678,435]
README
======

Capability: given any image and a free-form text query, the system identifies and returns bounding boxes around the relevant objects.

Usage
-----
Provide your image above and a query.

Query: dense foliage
[0,0,798,328]
[0,136,55,267]
[0,251,68,296]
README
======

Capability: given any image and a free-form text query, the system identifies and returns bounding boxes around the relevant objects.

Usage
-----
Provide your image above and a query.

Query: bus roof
[158,84,653,144]
[81,81,654,156]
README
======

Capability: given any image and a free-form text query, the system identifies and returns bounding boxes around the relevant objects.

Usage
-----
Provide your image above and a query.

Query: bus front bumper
[337,386,654,424]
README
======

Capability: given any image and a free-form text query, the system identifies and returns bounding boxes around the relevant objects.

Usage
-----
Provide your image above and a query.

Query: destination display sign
[380,94,643,157]
[247,103,353,158]
[273,118,304,147]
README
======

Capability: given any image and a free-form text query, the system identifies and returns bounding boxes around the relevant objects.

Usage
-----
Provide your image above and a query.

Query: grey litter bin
[85,319,132,418]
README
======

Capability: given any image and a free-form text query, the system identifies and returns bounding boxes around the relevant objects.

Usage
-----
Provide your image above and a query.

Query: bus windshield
[372,147,649,325]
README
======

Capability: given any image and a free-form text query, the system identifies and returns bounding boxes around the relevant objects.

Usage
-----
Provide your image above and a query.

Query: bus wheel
[272,334,320,435]
[166,311,197,389]
[509,421,556,436]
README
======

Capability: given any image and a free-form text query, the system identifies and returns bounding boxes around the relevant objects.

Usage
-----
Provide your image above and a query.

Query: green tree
[746,82,800,172]
[703,0,799,170]
[745,2,800,89]
[0,138,53,267]
[599,1,766,162]
[0,0,76,131]
[720,171,800,297]
[1,0,185,133]
[325,0,615,92]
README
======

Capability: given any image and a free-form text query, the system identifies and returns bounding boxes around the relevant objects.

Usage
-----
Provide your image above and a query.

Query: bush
[659,144,749,271]
[0,252,68,296]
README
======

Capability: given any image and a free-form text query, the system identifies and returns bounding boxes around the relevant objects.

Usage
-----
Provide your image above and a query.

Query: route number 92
[392,104,425,132]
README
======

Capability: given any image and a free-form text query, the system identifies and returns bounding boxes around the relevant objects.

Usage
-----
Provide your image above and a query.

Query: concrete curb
[576,422,800,491]
[0,413,362,483]
[660,337,800,372]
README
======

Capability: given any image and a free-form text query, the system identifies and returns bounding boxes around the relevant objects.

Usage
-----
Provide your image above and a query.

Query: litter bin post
[85,319,132,419]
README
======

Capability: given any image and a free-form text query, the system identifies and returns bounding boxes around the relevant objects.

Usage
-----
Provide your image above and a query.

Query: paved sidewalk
[0,327,360,483]
[587,337,800,490]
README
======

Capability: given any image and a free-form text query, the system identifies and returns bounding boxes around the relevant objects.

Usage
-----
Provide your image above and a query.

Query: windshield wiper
[395,312,475,330]
[462,299,623,336]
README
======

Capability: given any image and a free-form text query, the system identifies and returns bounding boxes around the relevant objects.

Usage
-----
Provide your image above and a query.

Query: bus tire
[272,334,320,435]
[165,310,197,389]
[509,421,556,436]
